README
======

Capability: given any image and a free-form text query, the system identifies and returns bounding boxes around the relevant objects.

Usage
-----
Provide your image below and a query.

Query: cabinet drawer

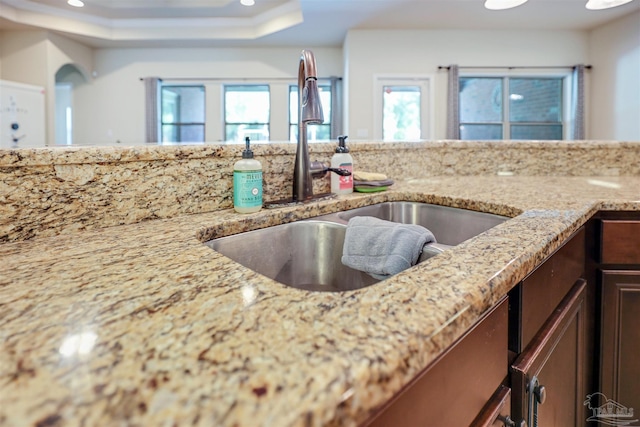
[363,297,508,427]
[600,220,640,264]
[510,227,585,353]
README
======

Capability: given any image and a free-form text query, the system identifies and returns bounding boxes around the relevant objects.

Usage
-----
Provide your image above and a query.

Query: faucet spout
[293,49,324,202]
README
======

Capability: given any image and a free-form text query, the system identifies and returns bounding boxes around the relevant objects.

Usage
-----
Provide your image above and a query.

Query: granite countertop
[1,176,639,427]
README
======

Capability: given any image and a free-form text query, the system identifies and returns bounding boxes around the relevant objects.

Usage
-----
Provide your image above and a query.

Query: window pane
[289,85,332,142]
[161,86,205,123]
[290,124,331,142]
[162,125,177,142]
[511,124,563,140]
[383,85,421,140]
[226,124,270,142]
[459,78,502,123]
[162,124,204,143]
[509,78,562,122]
[178,125,205,142]
[460,124,503,140]
[225,85,270,123]
[161,85,205,143]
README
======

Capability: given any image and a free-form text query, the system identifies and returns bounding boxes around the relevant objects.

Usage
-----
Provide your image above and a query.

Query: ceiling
[0,0,638,48]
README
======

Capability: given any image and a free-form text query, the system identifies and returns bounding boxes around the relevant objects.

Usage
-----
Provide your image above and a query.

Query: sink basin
[205,220,377,292]
[205,202,509,292]
[335,202,508,246]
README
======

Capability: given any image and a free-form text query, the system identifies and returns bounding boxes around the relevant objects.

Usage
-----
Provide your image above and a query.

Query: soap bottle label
[338,163,353,190]
[233,170,263,208]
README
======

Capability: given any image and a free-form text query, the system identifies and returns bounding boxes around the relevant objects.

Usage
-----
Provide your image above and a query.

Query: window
[459,77,564,140]
[374,77,431,141]
[289,84,332,141]
[224,85,270,142]
[161,85,205,142]
[383,85,421,140]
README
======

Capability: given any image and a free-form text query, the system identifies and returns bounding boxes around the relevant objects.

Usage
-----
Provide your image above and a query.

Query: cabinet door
[600,270,640,417]
[511,279,587,427]
[363,298,508,427]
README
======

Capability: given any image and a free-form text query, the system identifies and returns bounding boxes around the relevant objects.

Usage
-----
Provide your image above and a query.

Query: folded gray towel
[341,216,437,280]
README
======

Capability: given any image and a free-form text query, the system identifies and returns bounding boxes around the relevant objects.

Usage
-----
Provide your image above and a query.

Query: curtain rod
[438,65,592,70]
[139,76,342,82]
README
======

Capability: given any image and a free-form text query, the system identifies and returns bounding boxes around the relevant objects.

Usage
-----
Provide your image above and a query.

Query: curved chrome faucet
[293,50,325,201]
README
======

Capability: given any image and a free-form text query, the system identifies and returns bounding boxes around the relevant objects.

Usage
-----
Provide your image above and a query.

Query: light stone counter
[2,140,639,242]
[1,175,639,427]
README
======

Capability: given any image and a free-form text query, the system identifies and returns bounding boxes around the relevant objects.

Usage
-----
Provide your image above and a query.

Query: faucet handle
[309,161,351,178]
[326,167,351,176]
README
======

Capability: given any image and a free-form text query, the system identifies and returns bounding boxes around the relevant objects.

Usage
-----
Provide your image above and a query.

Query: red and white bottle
[330,135,353,194]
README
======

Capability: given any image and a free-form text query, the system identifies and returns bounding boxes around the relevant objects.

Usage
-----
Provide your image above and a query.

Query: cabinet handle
[527,376,545,427]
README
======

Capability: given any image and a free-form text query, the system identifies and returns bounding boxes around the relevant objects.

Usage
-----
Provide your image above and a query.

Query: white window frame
[222,84,271,142]
[160,84,206,143]
[161,78,337,142]
[373,74,434,141]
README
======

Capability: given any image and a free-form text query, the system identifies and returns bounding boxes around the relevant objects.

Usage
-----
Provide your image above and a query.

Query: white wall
[343,29,590,140]
[0,30,94,145]
[80,47,343,144]
[0,31,49,87]
[588,11,640,140]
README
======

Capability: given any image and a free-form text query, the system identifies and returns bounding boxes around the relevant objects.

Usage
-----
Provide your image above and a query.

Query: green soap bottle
[233,137,263,214]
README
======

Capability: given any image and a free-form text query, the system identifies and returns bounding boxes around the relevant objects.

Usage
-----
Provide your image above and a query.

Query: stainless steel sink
[205,220,378,292]
[205,202,509,292]
[335,202,508,246]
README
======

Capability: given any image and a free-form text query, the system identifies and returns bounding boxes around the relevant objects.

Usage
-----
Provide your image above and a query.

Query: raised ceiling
[0,0,638,48]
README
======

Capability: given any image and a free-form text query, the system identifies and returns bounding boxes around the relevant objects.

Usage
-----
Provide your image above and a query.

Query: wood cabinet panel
[600,220,640,264]
[511,279,587,427]
[510,227,585,353]
[600,270,640,417]
[363,297,508,427]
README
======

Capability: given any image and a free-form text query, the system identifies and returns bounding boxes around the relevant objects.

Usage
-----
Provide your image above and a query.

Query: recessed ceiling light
[585,0,634,9]
[67,0,84,7]
[240,0,255,6]
[484,0,528,10]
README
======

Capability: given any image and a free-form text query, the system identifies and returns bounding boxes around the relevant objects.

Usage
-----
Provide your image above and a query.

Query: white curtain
[329,76,343,139]
[571,65,585,140]
[143,77,161,143]
[446,65,460,139]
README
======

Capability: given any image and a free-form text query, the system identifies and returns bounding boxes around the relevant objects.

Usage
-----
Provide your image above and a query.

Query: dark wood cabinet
[508,227,589,427]
[361,211,640,426]
[362,297,509,427]
[511,280,587,427]
[509,228,585,355]
[600,271,640,418]
[585,213,640,426]
[599,220,640,264]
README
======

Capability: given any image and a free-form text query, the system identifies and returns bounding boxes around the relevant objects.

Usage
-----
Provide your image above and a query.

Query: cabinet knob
[534,385,546,405]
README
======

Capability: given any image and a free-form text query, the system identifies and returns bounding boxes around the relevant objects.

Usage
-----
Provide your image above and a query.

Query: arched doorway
[54,63,88,145]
